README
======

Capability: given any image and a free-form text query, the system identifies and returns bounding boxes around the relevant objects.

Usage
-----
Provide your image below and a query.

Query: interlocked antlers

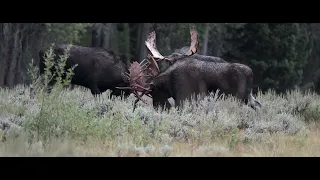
[145,27,199,63]
[117,27,199,111]
[116,57,158,111]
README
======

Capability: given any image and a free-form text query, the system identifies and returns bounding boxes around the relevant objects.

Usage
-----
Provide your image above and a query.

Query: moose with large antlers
[118,28,262,111]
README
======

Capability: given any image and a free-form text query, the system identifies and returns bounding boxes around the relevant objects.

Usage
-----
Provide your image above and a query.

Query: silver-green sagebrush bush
[0,84,319,156]
[0,86,319,143]
[0,47,319,156]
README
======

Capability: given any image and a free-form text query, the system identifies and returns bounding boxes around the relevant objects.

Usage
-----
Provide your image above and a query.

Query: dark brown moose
[120,28,262,111]
[39,44,130,97]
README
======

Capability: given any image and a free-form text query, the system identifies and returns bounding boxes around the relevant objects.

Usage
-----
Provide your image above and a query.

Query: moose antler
[147,54,160,77]
[145,27,199,62]
[116,59,157,112]
[145,31,167,60]
[117,61,150,91]
[186,27,199,56]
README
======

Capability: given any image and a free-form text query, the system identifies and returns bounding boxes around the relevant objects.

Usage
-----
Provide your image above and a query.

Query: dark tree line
[1,23,320,94]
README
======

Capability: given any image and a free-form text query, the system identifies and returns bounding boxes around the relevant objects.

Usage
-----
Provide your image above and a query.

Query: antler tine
[144,73,154,78]
[133,84,152,92]
[140,62,150,70]
[134,91,148,104]
[147,54,160,77]
[125,72,131,77]
[186,27,199,56]
[145,31,166,60]
[132,90,149,112]
[132,98,140,112]
[139,59,151,70]
[115,86,133,90]
[140,58,150,65]
[139,59,148,66]
[133,91,142,112]
[132,73,144,82]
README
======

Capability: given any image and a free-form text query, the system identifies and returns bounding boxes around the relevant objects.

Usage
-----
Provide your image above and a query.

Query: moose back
[39,44,130,97]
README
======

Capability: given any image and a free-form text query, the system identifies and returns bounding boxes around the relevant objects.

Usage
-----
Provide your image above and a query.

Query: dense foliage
[222,23,310,93]
[1,23,320,94]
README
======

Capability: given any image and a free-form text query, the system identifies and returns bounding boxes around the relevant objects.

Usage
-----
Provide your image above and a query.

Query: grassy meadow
[1,84,320,157]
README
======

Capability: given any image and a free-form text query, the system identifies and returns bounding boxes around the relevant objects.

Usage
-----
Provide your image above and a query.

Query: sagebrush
[0,46,320,156]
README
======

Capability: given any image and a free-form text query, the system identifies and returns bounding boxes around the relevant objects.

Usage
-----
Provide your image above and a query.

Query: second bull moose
[119,28,262,111]
[39,44,131,97]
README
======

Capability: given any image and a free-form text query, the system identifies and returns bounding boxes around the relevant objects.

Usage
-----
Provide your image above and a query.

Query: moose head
[116,27,199,111]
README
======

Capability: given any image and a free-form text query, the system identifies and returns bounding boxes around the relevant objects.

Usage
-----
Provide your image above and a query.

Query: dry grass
[1,128,320,157]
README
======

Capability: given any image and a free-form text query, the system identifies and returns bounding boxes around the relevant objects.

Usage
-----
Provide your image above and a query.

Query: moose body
[39,44,130,97]
[150,57,261,109]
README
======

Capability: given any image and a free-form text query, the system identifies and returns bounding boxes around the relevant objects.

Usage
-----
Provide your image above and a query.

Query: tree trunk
[123,23,131,66]
[215,23,225,57]
[109,24,119,54]
[15,54,23,84]
[138,23,151,61]
[100,23,113,50]
[135,23,142,60]
[91,23,103,47]
[303,24,320,83]
[0,23,11,87]
[6,24,23,87]
[201,23,210,55]
[0,23,25,87]
[22,24,47,80]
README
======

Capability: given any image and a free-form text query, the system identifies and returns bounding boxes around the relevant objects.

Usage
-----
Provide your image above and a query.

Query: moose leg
[111,82,131,99]
[152,91,172,111]
[90,85,101,96]
[175,85,195,109]
[242,76,262,110]
[83,75,101,97]
[247,92,262,110]
[196,80,208,102]
[110,90,131,99]
[153,98,172,111]
[175,77,206,109]
[236,80,247,104]
[110,90,121,98]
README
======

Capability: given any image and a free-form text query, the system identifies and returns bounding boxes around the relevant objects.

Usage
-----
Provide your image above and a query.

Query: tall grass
[0,46,320,156]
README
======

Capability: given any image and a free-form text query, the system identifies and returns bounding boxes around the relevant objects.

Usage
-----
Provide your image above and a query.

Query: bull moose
[119,28,262,111]
[39,44,130,97]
